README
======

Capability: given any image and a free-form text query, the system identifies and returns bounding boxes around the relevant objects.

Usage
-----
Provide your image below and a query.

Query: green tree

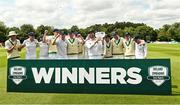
[20,24,35,42]
[157,28,169,41]
[7,27,20,33]
[36,25,45,37]
[0,21,7,42]
[79,28,87,38]
[135,25,157,41]
[124,27,136,37]
[70,25,79,33]
[168,23,180,41]
[157,24,172,41]
[36,25,53,39]
[114,28,124,37]
[44,26,53,35]
[7,27,21,40]
[60,28,68,35]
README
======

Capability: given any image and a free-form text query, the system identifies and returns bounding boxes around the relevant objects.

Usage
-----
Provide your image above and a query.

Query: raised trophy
[95,32,105,40]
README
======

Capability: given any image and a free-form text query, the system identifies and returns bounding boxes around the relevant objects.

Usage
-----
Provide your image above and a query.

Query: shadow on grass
[172,91,180,96]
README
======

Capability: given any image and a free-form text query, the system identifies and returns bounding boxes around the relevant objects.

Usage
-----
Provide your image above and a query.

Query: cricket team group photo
[5,30,147,60]
[0,0,180,104]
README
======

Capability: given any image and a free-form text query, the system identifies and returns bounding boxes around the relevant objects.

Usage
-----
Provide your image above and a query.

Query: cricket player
[83,34,91,59]
[66,32,80,59]
[76,33,85,59]
[111,32,124,59]
[123,32,135,59]
[39,31,49,59]
[52,32,68,59]
[5,31,21,59]
[103,35,113,58]
[21,32,38,59]
[134,36,147,59]
[47,29,60,59]
[76,33,84,53]
[85,30,103,59]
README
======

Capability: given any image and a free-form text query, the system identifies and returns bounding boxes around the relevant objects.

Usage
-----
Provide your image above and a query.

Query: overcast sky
[0,0,180,29]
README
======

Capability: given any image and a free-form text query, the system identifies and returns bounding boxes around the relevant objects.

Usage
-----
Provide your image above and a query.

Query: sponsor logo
[8,66,27,85]
[147,65,170,86]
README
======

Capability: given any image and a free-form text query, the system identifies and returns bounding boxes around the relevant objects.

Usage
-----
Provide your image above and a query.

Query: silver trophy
[95,32,106,40]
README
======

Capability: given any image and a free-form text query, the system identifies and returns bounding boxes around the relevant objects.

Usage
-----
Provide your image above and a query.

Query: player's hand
[44,30,48,35]
[97,37,101,41]
[14,42,17,47]
[103,37,105,40]
[56,34,61,38]
[86,34,90,40]
[76,34,80,38]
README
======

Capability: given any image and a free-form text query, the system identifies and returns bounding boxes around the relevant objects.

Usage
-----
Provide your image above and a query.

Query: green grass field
[0,44,180,104]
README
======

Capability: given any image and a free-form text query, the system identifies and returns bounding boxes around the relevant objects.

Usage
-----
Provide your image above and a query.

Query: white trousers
[39,56,49,59]
[68,55,78,59]
[26,55,36,59]
[48,53,57,59]
[113,55,124,59]
[88,55,103,59]
[124,56,135,59]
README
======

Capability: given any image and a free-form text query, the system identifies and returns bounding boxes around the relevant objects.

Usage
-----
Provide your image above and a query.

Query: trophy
[95,32,105,40]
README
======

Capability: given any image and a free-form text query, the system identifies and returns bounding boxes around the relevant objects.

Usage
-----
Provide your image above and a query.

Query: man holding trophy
[85,31,103,59]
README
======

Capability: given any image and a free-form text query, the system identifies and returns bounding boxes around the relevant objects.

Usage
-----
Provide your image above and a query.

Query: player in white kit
[21,32,38,59]
[134,36,147,59]
[75,33,85,59]
[39,30,49,59]
[85,30,103,59]
[52,31,68,59]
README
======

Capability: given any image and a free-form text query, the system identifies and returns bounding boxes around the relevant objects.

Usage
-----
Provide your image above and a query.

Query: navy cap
[61,31,67,36]
[68,30,73,34]
[111,31,118,36]
[28,32,35,36]
[88,30,94,34]
[53,29,60,32]
[62,33,66,36]
[74,32,78,35]
[134,35,141,40]
[105,34,111,38]
[125,32,130,36]
[69,31,73,35]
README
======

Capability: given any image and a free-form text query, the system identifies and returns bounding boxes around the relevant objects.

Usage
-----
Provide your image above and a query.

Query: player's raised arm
[42,30,49,43]
[52,34,60,45]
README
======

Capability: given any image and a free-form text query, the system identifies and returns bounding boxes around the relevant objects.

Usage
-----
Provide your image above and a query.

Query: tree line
[0,21,180,43]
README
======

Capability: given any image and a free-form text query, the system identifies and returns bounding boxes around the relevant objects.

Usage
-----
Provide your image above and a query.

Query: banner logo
[147,65,170,86]
[8,66,27,85]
